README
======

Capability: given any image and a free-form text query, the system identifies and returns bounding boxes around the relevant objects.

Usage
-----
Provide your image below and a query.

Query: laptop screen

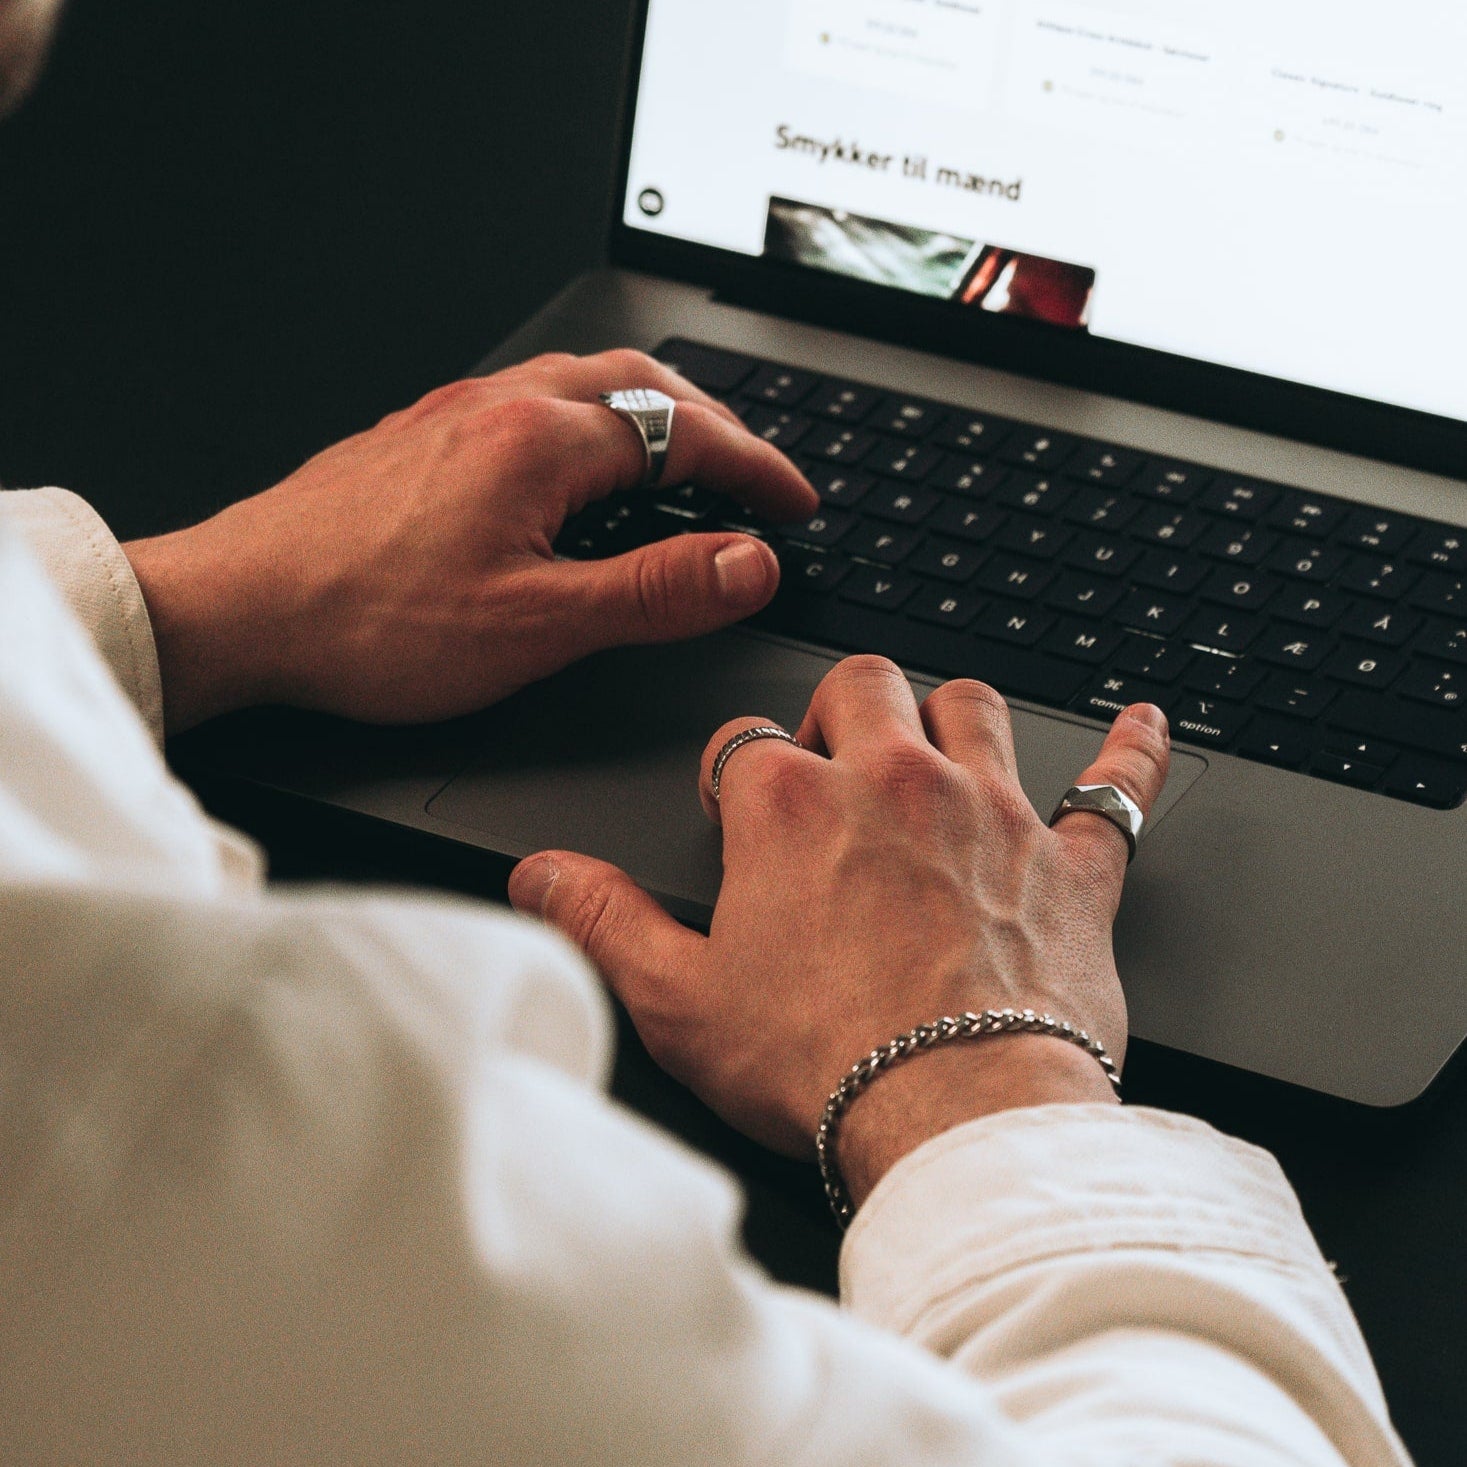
[623,1,1467,426]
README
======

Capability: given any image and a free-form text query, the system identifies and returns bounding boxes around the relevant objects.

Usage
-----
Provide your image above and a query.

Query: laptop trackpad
[427,630,1207,919]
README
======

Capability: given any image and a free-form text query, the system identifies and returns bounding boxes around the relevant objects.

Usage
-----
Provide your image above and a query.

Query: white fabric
[0,488,1412,1465]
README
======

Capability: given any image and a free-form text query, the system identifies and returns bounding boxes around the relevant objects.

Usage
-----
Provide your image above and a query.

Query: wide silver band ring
[711,726,801,803]
[600,388,677,490]
[1048,783,1145,863]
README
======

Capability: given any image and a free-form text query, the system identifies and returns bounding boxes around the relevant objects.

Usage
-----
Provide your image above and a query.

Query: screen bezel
[606,1,1467,484]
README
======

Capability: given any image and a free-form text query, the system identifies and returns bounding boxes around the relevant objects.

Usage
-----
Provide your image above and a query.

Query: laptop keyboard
[555,338,1467,810]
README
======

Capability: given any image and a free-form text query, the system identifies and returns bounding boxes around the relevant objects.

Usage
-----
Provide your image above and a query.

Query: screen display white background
[625,0,1467,423]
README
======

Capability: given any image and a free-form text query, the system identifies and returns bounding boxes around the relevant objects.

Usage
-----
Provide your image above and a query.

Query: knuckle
[754,748,820,817]
[416,377,484,415]
[831,653,905,688]
[560,879,624,963]
[600,346,661,381]
[526,350,578,374]
[983,781,1037,841]
[480,394,567,450]
[927,678,1009,720]
[633,547,677,628]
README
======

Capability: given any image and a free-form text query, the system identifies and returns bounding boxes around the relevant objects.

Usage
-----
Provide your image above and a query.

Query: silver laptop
[184,1,1467,1106]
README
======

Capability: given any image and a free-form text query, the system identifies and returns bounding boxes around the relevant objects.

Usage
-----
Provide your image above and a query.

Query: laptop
[182,0,1467,1107]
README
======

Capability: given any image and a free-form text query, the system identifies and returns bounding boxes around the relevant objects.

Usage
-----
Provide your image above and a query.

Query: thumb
[561,532,779,649]
[509,850,704,1006]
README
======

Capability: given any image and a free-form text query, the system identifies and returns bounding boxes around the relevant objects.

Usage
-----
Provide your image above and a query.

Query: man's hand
[510,657,1170,1208]
[123,350,817,732]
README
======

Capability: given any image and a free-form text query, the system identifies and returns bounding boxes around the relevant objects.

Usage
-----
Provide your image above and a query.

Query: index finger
[541,398,818,524]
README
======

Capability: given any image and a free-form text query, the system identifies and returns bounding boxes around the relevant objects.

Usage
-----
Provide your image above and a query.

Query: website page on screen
[625,0,1467,424]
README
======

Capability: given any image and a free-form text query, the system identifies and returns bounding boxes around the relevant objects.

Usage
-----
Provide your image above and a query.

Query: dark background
[3,4,1464,1463]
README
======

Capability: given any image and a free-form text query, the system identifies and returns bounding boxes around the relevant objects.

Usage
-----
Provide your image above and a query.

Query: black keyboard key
[1319,732,1400,766]
[840,566,917,612]
[1409,574,1467,617]
[1062,488,1139,532]
[1182,608,1263,655]
[1384,754,1467,809]
[866,482,938,525]
[655,339,755,393]
[1045,620,1124,665]
[742,405,812,451]
[1113,636,1192,683]
[1336,557,1415,600]
[1201,568,1278,613]
[873,396,941,437]
[1063,535,1140,578]
[1312,751,1385,788]
[1420,623,1467,664]
[933,409,1015,455]
[1338,602,1420,648]
[1066,445,1144,487]
[1256,629,1331,672]
[652,482,717,522]
[1269,493,1346,538]
[1397,662,1465,709]
[807,381,883,422]
[1407,526,1467,573]
[1186,657,1266,701]
[1133,550,1209,595]
[1341,509,1415,554]
[994,473,1071,514]
[1266,540,1348,583]
[1329,691,1467,762]
[975,555,1054,600]
[1170,694,1248,748]
[1117,589,1188,636]
[869,440,944,481]
[1197,523,1278,566]
[930,456,1009,497]
[744,364,819,406]
[907,585,983,629]
[1325,645,1406,690]
[1046,571,1125,619]
[975,601,1053,647]
[804,463,874,509]
[931,500,1005,544]
[779,508,852,548]
[1238,716,1312,768]
[999,428,1077,471]
[1258,674,1335,720]
[910,538,985,583]
[1134,462,1211,503]
[997,515,1071,560]
[778,545,850,595]
[805,426,878,465]
[1073,673,1170,721]
[844,522,921,564]
[1273,585,1346,627]
[1198,479,1279,521]
[1132,505,1207,549]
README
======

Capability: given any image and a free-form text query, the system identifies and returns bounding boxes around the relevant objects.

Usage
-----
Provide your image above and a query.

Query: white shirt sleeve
[0,506,1413,1466]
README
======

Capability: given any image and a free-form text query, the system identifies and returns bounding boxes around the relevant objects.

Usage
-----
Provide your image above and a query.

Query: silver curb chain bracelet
[815,1008,1122,1228]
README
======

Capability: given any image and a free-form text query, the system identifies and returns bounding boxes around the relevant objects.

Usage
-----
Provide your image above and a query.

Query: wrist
[123,521,285,733]
[833,1033,1120,1214]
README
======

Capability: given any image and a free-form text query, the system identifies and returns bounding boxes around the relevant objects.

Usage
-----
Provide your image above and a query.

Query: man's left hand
[124,350,816,732]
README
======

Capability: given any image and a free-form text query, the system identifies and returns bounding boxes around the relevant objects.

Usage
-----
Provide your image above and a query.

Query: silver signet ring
[600,388,677,490]
[1048,783,1145,863]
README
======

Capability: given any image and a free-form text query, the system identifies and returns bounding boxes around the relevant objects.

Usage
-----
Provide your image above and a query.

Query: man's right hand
[510,657,1170,1206]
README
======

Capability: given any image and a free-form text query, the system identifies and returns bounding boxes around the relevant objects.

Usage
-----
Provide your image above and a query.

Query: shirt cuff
[840,1103,1379,1383]
[0,488,165,744]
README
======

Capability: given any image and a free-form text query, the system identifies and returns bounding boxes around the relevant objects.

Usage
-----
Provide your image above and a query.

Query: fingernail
[512,855,560,916]
[714,538,772,606]
[1123,703,1169,737]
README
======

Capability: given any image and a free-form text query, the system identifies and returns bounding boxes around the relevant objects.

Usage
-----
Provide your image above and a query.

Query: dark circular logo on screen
[637,187,666,218]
